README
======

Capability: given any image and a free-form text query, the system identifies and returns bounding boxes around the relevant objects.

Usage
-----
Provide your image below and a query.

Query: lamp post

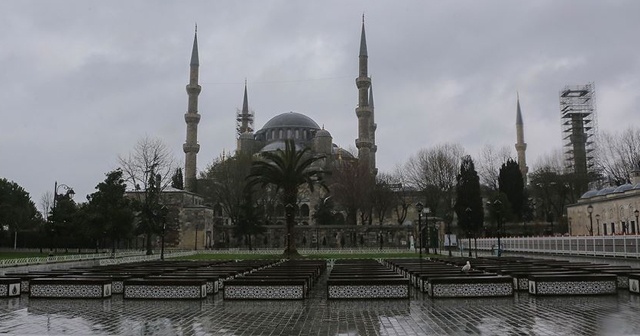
[51,181,75,254]
[415,202,423,262]
[160,206,167,261]
[494,199,502,257]
[465,207,472,257]
[596,214,601,236]
[587,205,594,236]
[635,209,639,235]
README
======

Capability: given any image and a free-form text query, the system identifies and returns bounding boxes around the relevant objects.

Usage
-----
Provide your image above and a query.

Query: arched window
[300,204,310,217]
[279,129,283,139]
[295,129,300,139]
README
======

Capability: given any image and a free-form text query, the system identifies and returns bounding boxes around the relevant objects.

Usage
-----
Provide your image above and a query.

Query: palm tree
[246,139,328,258]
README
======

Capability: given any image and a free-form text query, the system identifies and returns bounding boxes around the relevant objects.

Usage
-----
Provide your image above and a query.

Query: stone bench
[528,274,616,296]
[0,278,21,297]
[599,269,640,289]
[123,278,207,299]
[3,273,49,293]
[63,274,133,294]
[223,278,306,300]
[417,272,493,293]
[30,278,112,299]
[508,271,589,291]
[428,276,514,298]
[146,275,219,295]
[327,278,410,300]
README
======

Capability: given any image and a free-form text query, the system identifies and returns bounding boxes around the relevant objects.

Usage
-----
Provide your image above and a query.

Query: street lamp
[415,202,423,262]
[635,209,639,235]
[587,205,594,236]
[596,214,601,236]
[465,207,472,257]
[160,206,167,261]
[51,181,75,254]
[494,199,502,257]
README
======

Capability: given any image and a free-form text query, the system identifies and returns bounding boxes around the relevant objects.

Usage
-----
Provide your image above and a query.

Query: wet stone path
[2,264,640,335]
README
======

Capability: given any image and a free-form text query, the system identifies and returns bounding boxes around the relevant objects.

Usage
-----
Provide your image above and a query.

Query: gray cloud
[1,0,639,203]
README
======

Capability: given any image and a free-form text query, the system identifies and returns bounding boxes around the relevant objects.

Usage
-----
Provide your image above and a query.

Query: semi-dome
[316,129,331,137]
[261,111,320,130]
[596,187,616,196]
[580,190,599,199]
[613,184,634,193]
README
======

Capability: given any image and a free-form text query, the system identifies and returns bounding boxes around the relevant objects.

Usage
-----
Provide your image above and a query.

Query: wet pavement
[2,258,640,335]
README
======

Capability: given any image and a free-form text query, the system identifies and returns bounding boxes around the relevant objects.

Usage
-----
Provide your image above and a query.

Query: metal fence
[472,236,640,259]
[192,248,412,255]
[0,250,146,268]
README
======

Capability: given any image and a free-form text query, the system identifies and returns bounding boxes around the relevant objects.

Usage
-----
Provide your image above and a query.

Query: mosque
[160,20,418,250]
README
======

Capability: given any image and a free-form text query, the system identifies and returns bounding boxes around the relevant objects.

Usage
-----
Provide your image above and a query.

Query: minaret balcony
[355,139,372,149]
[184,113,201,123]
[183,143,200,154]
[355,107,372,118]
[186,84,202,94]
[355,77,371,89]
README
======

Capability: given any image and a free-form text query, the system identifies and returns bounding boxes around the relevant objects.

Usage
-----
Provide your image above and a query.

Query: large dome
[261,112,320,130]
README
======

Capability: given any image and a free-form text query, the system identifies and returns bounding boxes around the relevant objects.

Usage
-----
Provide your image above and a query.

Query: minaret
[515,93,528,185]
[355,17,376,174]
[183,27,201,192]
[369,85,377,174]
[237,80,256,155]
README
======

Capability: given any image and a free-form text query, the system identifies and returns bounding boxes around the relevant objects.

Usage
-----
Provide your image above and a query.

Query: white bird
[461,261,471,273]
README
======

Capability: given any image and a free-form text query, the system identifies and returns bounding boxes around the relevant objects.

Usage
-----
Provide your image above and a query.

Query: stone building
[126,188,214,250]
[567,166,640,236]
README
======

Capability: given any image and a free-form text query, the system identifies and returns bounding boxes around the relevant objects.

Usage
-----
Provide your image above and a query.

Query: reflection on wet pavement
[2,261,640,335]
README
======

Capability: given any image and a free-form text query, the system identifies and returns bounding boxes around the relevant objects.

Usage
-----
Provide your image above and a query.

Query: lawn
[172,252,428,260]
[0,251,96,260]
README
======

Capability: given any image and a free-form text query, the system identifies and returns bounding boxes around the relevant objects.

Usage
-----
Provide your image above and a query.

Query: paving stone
[2,260,640,335]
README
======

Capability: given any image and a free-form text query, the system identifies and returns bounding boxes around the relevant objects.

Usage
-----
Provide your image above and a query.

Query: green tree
[454,156,484,253]
[313,196,334,225]
[234,192,266,250]
[0,178,39,248]
[47,191,78,252]
[498,159,524,221]
[171,168,184,190]
[86,169,135,255]
[246,139,328,258]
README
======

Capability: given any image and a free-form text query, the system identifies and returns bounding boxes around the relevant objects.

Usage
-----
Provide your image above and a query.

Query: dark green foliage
[0,179,40,247]
[313,196,334,225]
[246,139,328,257]
[234,192,266,250]
[498,159,524,221]
[86,169,135,254]
[171,168,184,190]
[454,156,484,237]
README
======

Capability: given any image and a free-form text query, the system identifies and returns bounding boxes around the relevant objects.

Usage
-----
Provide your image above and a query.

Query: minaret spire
[184,27,202,192]
[515,93,528,185]
[355,17,376,175]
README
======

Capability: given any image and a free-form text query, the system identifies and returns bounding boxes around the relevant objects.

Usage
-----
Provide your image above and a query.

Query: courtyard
[1,254,640,335]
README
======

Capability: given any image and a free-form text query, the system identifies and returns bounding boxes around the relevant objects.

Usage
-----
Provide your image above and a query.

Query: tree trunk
[146,232,153,255]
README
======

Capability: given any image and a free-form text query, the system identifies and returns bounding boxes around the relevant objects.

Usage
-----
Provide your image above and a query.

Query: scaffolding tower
[236,108,254,138]
[560,82,597,175]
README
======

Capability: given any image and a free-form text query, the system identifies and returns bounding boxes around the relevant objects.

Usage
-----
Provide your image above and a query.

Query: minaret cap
[190,27,199,66]
[359,17,368,57]
[242,79,249,114]
[516,92,523,125]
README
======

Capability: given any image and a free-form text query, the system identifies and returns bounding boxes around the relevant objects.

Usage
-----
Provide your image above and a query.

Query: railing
[0,250,147,268]
[98,251,196,265]
[191,248,412,255]
[469,236,640,259]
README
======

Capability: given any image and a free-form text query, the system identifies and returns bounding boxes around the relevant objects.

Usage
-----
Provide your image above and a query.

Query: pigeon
[461,261,471,274]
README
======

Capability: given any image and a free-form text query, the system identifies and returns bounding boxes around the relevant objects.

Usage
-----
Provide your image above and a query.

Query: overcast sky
[1,0,639,207]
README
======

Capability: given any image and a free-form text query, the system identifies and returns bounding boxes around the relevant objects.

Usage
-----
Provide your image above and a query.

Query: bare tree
[405,143,465,224]
[330,160,373,225]
[118,136,176,254]
[596,127,640,185]
[390,165,412,226]
[40,191,53,218]
[118,136,177,192]
[371,172,397,226]
[476,144,513,190]
[531,148,565,174]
